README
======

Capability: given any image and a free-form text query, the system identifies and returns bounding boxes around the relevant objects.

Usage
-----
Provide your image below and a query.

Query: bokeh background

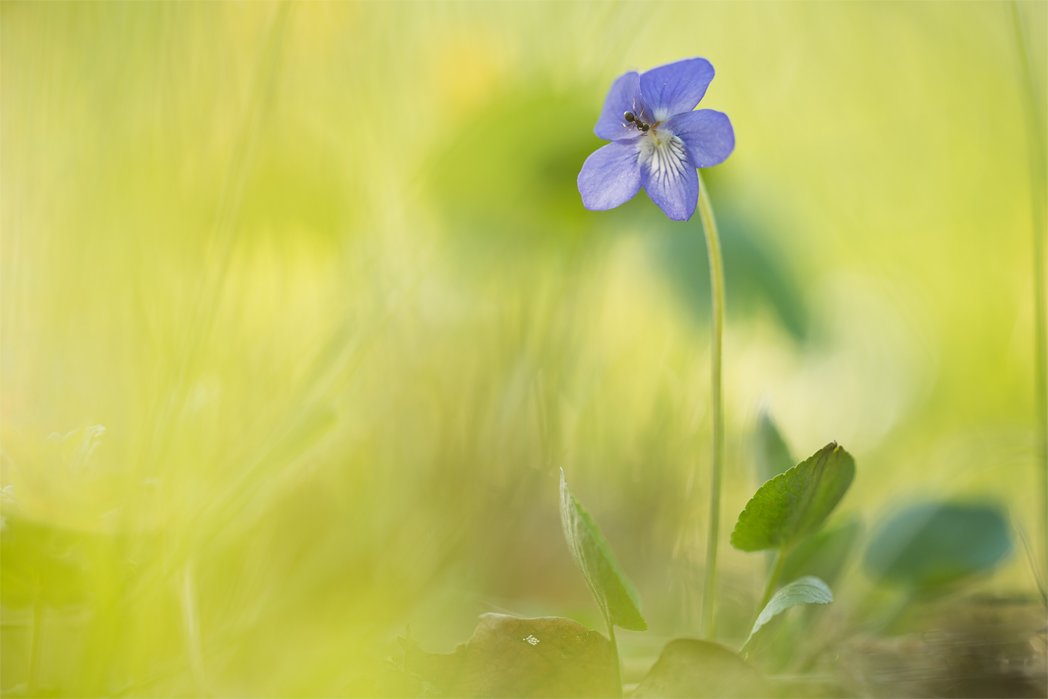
[2,1,1045,695]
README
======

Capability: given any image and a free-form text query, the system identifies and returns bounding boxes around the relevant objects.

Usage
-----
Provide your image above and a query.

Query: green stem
[698,172,726,639]
[741,548,789,656]
[1011,0,1048,585]
[759,547,790,611]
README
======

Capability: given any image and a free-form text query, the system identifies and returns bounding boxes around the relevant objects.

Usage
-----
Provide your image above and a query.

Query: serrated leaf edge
[730,442,854,552]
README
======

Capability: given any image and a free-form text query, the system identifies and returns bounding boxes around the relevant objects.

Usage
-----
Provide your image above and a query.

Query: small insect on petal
[580,57,732,221]
[523,634,540,646]
[624,111,650,132]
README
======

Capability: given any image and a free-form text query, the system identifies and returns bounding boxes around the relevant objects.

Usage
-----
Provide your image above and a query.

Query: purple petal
[640,58,715,121]
[578,140,642,211]
[594,71,641,141]
[665,109,734,167]
[641,150,698,221]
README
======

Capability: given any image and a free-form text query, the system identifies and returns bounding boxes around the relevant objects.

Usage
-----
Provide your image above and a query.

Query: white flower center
[638,130,687,184]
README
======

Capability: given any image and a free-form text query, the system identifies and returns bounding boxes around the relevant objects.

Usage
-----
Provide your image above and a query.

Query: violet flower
[577,58,734,221]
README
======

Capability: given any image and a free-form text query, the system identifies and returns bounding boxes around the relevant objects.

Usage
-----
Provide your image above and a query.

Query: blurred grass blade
[559,469,646,631]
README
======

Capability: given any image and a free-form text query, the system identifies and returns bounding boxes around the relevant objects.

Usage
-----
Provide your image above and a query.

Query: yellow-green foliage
[1,1,1044,695]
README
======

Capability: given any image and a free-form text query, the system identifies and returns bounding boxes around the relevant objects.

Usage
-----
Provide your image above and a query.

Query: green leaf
[559,469,647,631]
[864,500,1012,591]
[633,639,769,698]
[731,443,856,552]
[401,614,619,698]
[779,518,863,587]
[755,408,794,484]
[746,576,833,644]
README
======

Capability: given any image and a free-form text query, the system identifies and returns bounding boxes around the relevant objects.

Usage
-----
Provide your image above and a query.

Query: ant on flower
[623,111,651,132]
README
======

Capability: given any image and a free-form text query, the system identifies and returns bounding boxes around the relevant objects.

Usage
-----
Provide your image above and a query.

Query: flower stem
[697,172,726,639]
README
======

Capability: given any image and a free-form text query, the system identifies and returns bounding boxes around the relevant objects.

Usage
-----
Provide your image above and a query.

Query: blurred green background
[2,1,1045,695]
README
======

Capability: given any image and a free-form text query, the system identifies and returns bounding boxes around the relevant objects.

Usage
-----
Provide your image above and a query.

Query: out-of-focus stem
[607,619,623,697]
[759,547,789,611]
[181,562,209,693]
[698,172,726,639]
[1011,0,1048,584]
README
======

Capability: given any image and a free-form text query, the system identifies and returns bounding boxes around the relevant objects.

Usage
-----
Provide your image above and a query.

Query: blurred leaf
[429,85,603,260]
[746,576,833,644]
[632,639,768,698]
[755,408,794,484]
[401,614,619,698]
[647,184,811,341]
[779,518,863,587]
[559,469,646,631]
[731,443,855,552]
[1,517,98,607]
[864,501,1012,591]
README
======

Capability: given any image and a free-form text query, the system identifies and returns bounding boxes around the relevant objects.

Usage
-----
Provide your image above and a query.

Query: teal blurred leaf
[755,408,794,484]
[633,639,768,698]
[559,469,647,631]
[731,443,855,552]
[746,576,833,644]
[779,518,863,587]
[864,501,1012,591]
[401,614,619,698]
[647,180,810,341]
